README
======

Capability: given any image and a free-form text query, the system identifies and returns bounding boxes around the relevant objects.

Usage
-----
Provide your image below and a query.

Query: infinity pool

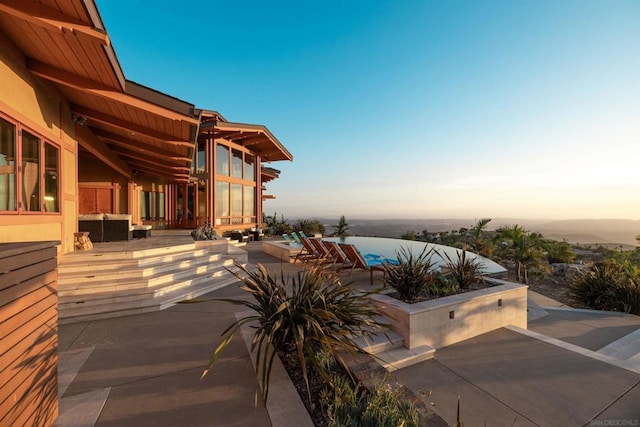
[322,236,506,275]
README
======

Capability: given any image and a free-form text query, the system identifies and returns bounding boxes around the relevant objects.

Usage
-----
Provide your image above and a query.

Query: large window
[243,186,255,224]
[196,141,206,173]
[0,115,59,214]
[215,142,257,225]
[244,155,255,181]
[141,190,166,221]
[216,144,229,175]
[231,149,243,178]
[215,181,230,225]
[0,117,16,211]
[44,143,59,212]
[22,131,40,211]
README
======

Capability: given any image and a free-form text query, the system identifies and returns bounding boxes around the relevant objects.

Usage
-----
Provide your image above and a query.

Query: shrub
[264,212,291,236]
[383,246,435,303]
[322,375,422,427]
[293,219,326,236]
[190,223,216,240]
[570,261,640,315]
[203,262,382,402]
[429,271,460,297]
[442,249,485,289]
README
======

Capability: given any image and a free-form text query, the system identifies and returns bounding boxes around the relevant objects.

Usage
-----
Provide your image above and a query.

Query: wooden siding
[0,241,60,427]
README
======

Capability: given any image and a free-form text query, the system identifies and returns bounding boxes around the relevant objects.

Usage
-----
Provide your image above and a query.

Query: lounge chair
[323,240,353,269]
[338,243,389,285]
[291,232,303,244]
[309,238,332,258]
[282,234,295,243]
[294,237,323,263]
[298,231,308,238]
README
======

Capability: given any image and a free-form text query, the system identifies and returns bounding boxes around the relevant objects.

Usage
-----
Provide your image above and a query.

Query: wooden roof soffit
[76,125,133,178]
[71,105,193,147]
[0,0,109,46]
[199,120,293,161]
[114,151,190,171]
[92,129,192,162]
[28,60,198,124]
[129,164,191,181]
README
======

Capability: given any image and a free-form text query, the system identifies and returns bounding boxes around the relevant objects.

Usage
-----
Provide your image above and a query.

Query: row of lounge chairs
[281,231,308,246]
[292,236,395,285]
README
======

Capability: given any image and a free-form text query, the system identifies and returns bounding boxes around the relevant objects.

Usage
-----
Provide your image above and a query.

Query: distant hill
[309,217,640,247]
[530,219,640,247]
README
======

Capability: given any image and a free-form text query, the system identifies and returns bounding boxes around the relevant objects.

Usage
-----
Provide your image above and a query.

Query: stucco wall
[371,281,528,350]
[0,47,77,253]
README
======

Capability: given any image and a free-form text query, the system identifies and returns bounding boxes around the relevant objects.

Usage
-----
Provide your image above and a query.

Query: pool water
[322,236,506,275]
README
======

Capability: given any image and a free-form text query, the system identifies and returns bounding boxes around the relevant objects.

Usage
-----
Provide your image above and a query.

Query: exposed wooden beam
[71,105,193,147]
[236,134,268,146]
[75,125,133,178]
[115,150,190,171]
[28,60,199,124]
[129,164,190,181]
[0,0,109,46]
[93,129,192,162]
[211,130,240,139]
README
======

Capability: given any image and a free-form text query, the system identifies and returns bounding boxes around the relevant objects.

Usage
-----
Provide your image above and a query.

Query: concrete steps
[352,326,436,371]
[58,242,245,324]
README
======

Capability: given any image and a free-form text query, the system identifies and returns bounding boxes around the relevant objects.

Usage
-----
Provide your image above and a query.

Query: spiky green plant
[569,261,640,315]
[322,375,422,427]
[441,249,485,290]
[203,262,382,403]
[332,215,350,238]
[383,246,435,303]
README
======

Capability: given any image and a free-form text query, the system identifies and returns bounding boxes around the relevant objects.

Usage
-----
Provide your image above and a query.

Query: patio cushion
[79,213,105,221]
[132,225,153,231]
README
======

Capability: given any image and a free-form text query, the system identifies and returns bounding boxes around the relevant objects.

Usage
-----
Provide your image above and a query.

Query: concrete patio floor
[55,241,640,426]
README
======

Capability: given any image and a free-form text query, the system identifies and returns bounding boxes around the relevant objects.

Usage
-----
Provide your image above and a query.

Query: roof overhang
[199,120,293,162]
[261,167,281,183]
[0,0,198,182]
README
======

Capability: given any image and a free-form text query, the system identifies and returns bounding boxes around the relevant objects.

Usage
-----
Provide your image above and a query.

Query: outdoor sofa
[78,213,138,242]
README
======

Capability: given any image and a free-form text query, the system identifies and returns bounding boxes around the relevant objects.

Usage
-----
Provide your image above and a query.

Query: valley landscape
[312,217,640,248]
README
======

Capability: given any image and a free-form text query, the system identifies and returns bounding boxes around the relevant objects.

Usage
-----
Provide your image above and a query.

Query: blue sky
[97,0,640,220]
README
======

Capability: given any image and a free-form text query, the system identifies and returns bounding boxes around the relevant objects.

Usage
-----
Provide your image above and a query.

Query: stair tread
[58,252,211,273]
[352,329,404,354]
[375,344,436,372]
[58,258,235,289]
[59,275,241,322]
[59,269,240,303]
[58,241,249,323]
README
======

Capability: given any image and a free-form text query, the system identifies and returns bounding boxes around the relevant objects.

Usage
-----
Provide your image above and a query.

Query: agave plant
[383,246,435,303]
[203,262,382,403]
[441,249,485,290]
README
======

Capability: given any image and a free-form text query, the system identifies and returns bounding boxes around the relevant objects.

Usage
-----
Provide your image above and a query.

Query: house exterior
[0,0,292,255]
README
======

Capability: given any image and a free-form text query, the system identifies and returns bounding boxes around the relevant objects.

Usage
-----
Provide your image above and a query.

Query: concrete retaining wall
[371,280,528,349]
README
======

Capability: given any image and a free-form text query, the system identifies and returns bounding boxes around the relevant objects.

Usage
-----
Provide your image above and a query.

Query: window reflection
[0,117,16,211]
[216,144,229,175]
[44,143,59,212]
[22,131,40,211]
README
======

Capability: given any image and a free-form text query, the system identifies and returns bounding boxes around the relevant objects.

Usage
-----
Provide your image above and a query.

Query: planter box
[262,240,301,262]
[370,279,528,350]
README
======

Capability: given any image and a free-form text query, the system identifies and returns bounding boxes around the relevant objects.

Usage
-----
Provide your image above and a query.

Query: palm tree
[468,218,492,256]
[495,225,546,284]
[332,215,349,238]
